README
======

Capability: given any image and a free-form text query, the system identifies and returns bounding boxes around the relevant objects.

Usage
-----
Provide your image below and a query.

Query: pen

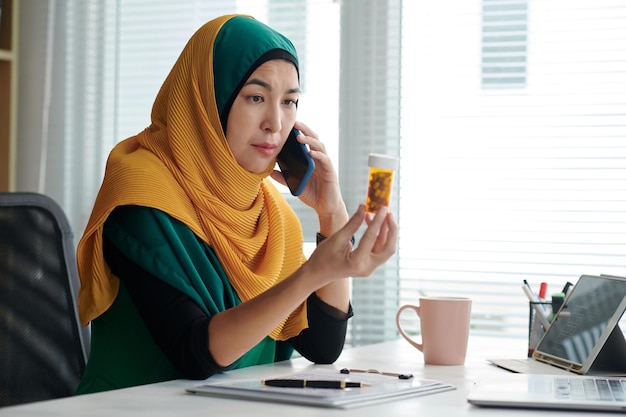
[523,280,536,299]
[522,284,550,328]
[340,368,413,379]
[262,379,370,389]
[523,280,547,310]
[561,281,573,297]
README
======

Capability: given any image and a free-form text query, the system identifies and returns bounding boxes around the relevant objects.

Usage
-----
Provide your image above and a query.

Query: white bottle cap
[368,153,399,170]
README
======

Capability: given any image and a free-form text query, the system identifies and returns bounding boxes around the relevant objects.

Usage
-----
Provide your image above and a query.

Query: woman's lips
[254,143,278,157]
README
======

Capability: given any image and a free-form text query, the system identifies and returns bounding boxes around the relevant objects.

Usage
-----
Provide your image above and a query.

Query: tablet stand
[588,323,626,374]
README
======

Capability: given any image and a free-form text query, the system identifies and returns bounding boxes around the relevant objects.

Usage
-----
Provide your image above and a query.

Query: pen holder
[527,301,551,357]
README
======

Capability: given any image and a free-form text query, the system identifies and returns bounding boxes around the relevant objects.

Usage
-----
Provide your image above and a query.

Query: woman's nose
[262,104,282,133]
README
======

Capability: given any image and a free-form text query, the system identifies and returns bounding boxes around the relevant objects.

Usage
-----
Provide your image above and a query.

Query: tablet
[532,274,626,374]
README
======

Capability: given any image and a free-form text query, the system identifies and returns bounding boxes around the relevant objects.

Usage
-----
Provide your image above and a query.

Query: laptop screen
[535,275,626,367]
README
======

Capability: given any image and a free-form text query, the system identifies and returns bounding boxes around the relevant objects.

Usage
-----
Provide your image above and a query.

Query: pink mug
[396,297,472,365]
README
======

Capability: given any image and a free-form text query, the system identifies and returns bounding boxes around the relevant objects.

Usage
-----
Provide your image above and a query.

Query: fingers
[339,204,366,243]
[307,205,397,283]
[293,121,316,139]
[358,206,388,248]
[355,207,397,261]
[383,211,398,253]
[317,204,366,252]
[294,122,327,155]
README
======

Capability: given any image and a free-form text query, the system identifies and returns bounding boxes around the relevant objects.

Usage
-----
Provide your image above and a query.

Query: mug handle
[395,304,423,352]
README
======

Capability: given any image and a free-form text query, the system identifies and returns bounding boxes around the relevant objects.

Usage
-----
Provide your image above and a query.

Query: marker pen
[538,282,548,300]
[550,292,565,322]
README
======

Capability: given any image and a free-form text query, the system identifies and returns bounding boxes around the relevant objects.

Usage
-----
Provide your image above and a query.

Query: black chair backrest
[0,192,90,406]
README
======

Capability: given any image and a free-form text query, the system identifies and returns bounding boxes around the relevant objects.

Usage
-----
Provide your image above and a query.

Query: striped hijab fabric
[76,15,307,341]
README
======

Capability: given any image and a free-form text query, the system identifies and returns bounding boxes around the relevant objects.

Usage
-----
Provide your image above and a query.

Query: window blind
[481,0,528,89]
[399,0,626,339]
[339,0,402,346]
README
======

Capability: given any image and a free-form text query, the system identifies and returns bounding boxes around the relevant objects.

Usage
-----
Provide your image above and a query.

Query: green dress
[75,206,294,394]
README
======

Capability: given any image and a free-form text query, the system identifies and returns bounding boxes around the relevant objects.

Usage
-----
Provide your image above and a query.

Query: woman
[75,14,397,394]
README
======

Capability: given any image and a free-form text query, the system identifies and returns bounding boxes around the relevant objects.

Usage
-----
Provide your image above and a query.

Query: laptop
[490,274,626,376]
[470,274,626,411]
[468,373,626,412]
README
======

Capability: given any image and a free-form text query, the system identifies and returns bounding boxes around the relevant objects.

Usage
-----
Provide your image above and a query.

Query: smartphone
[277,128,315,196]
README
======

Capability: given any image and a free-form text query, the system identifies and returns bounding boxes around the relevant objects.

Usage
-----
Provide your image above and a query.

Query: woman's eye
[248,95,263,103]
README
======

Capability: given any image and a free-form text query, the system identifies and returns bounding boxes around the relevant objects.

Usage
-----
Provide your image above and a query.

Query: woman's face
[225,59,300,173]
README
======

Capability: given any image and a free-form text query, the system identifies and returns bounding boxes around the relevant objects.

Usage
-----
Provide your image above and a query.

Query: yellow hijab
[76,15,307,341]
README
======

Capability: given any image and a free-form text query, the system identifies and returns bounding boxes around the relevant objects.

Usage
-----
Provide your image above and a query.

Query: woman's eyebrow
[244,78,301,94]
[244,78,270,89]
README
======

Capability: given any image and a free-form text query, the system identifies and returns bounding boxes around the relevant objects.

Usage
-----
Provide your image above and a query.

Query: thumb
[340,204,366,240]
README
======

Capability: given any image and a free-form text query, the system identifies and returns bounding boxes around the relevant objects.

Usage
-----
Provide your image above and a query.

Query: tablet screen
[535,275,626,366]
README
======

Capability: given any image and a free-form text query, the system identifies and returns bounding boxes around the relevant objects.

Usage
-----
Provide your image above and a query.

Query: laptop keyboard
[555,377,626,401]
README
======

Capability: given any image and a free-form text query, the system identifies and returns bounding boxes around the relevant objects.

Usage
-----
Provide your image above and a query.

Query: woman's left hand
[271,122,346,218]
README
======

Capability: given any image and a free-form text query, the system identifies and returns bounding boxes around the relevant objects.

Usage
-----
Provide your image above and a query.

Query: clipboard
[187,367,455,409]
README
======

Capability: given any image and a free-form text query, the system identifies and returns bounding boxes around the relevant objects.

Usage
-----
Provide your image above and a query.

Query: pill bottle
[365,153,399,213]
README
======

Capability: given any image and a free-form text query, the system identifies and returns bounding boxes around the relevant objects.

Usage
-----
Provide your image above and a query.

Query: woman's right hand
[303,204,398,285]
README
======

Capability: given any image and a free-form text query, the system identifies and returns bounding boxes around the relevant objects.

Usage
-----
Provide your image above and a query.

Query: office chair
[0,192,90,406]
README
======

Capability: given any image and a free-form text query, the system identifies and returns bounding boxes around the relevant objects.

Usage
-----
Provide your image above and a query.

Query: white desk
[0,335,611,416]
